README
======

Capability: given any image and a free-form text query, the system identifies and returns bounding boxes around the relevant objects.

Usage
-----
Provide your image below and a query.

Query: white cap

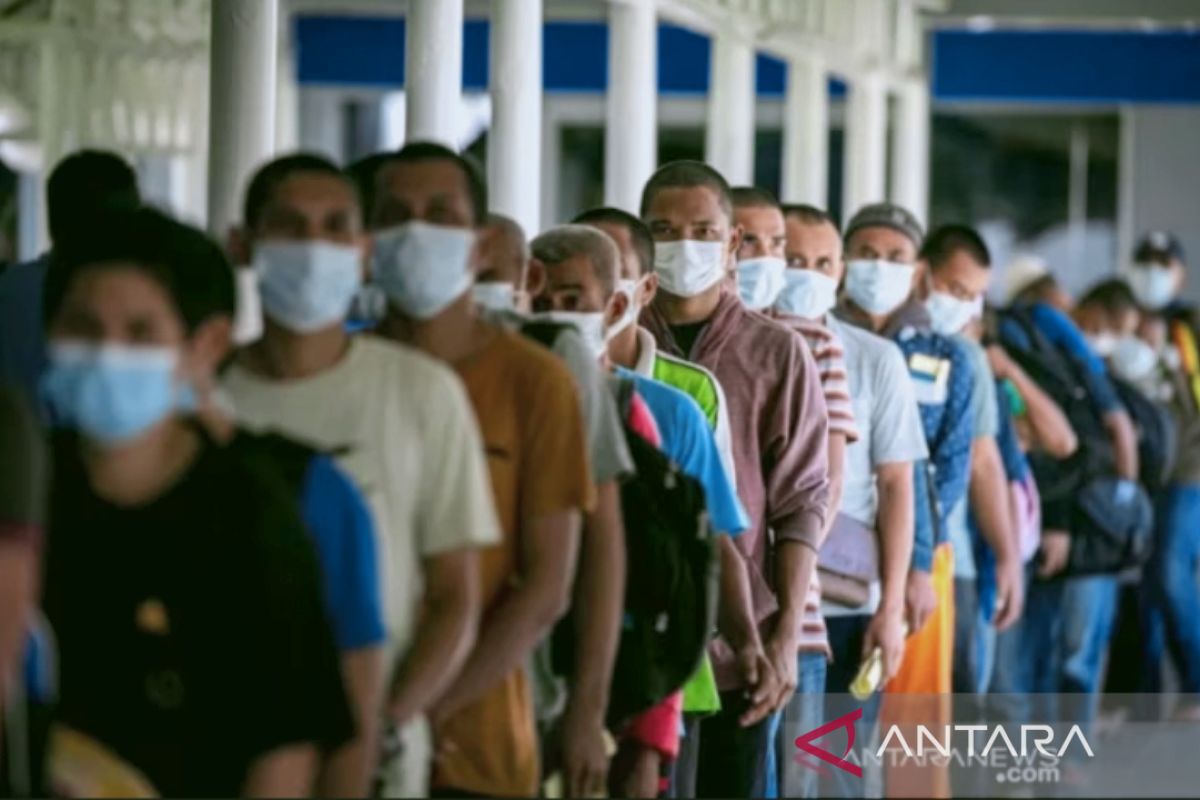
[1003,255,1049,304]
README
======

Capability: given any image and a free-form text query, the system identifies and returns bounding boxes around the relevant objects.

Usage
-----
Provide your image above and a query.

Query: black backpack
[997,307,1152,575]
[1113,378,1177,492]
[520,320,719,727]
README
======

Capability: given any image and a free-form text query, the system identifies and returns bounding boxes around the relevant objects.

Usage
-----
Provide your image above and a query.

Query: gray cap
[844,203,925,249]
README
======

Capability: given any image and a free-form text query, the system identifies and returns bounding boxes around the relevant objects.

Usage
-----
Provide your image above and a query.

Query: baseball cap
[1134,230,1185,264]
[843,203,925,250]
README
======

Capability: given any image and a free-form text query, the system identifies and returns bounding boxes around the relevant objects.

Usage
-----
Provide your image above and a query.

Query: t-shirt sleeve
[553,329,634,484]
[870,343,930,466]
[0,386,46,544]
[236,479,356,757]
[668,386,750,537]
[519,355,594,523]
[815,330,860,443]
[964,339,1000,439]
[417,367,503,555]
[301,455,387,651]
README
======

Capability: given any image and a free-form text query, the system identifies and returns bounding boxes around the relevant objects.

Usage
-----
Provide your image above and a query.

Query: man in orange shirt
[370,142,592,798]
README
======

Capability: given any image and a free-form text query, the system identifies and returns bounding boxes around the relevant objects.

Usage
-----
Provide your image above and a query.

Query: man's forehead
[647,185,728,220]
[546,253,596,282]
[272,171,358,208]
[378,158,469,197]
[786,217,841,249]
[736,204,785,231]
[848,225,915,251]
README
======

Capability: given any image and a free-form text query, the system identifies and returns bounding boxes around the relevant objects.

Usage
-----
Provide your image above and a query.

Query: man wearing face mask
[532,223,755,797]
[1119,234,1200,718]
[779,204,926,800]
[470,210,634,799]
[370,142,592,799]
[41,207,354,796]
[220,154,502,797]
[638,160,831,798]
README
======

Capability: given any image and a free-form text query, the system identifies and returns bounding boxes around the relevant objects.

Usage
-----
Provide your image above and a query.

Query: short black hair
[572,206,655,276]
[379,141,488,226]
[345,152,391,227]
[731,186,782,212]
[45,207,235,334]
[782,204,841,235]
[1079,279,1139,316]
[46,150,140,245]
[640,160,733,221]
[920,224,991,269]
[243,152,357,230]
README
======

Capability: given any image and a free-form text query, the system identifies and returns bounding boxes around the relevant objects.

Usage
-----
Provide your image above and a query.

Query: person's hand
[991,555,1025,631]
[863,606,907,685]
[1038,530,1071,578]
[561,704,611,798]
[904,569,938,634]
[618,746,661,799]
[736,644,781,727]
[764,632,800,712]
[987,345,1016,380]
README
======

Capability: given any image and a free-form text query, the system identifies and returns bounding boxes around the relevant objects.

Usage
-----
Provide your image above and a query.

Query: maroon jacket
[642,290,830,689]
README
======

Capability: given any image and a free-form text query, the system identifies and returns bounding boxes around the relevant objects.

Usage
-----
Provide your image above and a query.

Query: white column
[16,171,44,261]
[781,55,828,207]
[705,31,755,186]
[207,0,278,237]
[298,89,344,162]
[605,0,657,212]
[379,92,408,152]
[489,0,542,236]
[841,69,888,224]
[276,16,300,153]
[406,0,463,145]
[890,77,929,224]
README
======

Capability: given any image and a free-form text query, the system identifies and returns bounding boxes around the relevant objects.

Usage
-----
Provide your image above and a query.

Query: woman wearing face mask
[38,208,354,797]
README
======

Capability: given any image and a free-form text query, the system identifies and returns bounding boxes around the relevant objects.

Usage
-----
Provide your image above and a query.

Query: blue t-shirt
[615,367,749,536]
[300,454,387,651]
[0,256,48,406]
[998,302,1121,414]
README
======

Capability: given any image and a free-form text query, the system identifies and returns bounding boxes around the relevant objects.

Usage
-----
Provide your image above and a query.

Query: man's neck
[378,292,492,365]
[840,300,889,333]
[655,284,724,326]
[608,324,640,371]
[82,419,200,507]
[244,320,350,381]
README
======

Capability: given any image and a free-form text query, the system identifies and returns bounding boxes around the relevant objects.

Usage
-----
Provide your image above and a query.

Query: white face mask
[232,267,264,345]
[736,257,787,311]
[254,240,363,333]
[775,269,838,320]
[844,259,915,316]
[373,221,476,319]
[606,277,647,340]
[532,310,608,360]
[1110,334,1159,383]
[653,239,727,298]
[1125,263,1177,311]
[472,281,516,313]
[1086,332,1118,358]
[924,290,979,336]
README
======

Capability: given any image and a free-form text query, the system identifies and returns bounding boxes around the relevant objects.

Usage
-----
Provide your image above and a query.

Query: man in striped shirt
[732,188,859,798]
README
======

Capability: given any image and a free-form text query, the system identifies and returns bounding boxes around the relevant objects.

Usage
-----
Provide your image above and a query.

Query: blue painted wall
[295,16,1200,105]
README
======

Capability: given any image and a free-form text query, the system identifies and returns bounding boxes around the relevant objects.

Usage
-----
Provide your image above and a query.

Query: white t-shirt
[824,315,929,616]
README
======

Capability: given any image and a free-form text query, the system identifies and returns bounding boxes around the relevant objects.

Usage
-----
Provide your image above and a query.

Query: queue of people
[0,144,1197,799]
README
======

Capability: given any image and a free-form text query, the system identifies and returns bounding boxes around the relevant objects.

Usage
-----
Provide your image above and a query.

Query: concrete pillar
[605,0,657,212]
[406,0,464,145]
[890,77,930,224]
[705,30,755,186]
[489,0,543,237]
[207,0,278,237]
[16,171,44,261]
[841,69,888,224]
[781,55,828,207]
[276,11,300,153]
[379,92,407,152]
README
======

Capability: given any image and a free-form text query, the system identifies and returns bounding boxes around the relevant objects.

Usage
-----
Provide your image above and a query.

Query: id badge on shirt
[908,352,951,406]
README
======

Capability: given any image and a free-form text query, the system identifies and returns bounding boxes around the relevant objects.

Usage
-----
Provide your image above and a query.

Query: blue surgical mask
[844,259,915,316]
[531,310,608,360]
[1110,335,1159,383]
[373,221,476,319]
[775,269,838,320]
[654,239,727,298]
[255,240,363,332]
[1125,263,1177,311]
[736,257,787,311]
[41,342,187,445]
[472,281,516,313]
[924,290,978,336]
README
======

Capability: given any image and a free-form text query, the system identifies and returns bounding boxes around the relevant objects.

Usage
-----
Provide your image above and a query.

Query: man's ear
[605,290,629,328]
[227,226,252,267]
[913,259,929,298]
[470,225,498,276]
[358,233,374,282]
[727,224,744,271]
[639,272,658,308]
[525,258,547,299]
[183,315,234,388]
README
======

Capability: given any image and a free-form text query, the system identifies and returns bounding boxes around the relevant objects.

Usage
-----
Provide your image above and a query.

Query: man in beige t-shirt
[220,153,500,796]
